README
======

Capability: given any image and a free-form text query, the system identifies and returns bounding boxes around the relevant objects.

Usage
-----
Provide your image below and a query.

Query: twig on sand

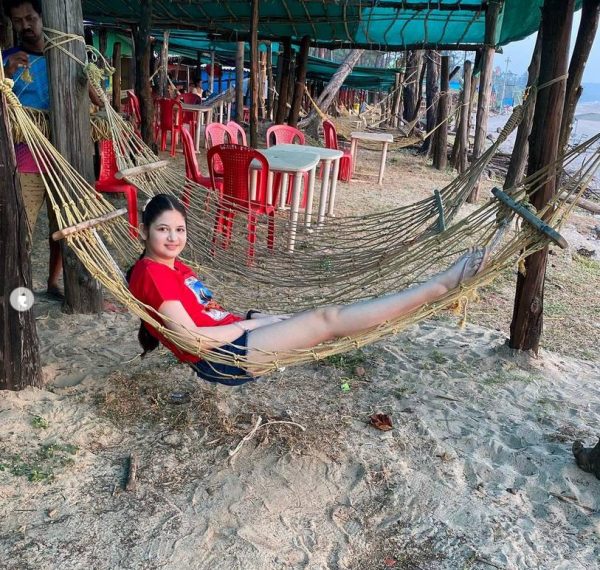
[125,453,139,491]
[228,416,307,459]
[475,557,505,570]
[548,491,596,514]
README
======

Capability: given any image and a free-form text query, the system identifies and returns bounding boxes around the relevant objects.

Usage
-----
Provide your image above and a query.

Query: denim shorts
[189,332,257,387]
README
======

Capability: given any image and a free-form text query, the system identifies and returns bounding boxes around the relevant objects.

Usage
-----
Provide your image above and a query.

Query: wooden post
[42,0,103,314]
[421,50,440,154]
[504,33,542,190]
[132,1,154,147]
[275,38,292,124]
[452,60,473,173]
[159,30,169,98]
[559,0,600,152]
[195,50,202,88]
[432,55,449,170]
[98,26,107,57]
[235,41,245,124]
[403,50,424,123]
[209,50,215,94]
[288,35,310,127]
[266,42,274,120]
[509,0,575,353]
[128,29,136,90]
[258,49,266,119]
[0,87,43,390]
[249,0,259,147]
[468,0,503,202]
[391,71,403,127]
[111,41,122,112]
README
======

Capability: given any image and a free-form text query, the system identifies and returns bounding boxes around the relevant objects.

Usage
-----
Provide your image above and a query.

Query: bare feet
[438,247,490,291]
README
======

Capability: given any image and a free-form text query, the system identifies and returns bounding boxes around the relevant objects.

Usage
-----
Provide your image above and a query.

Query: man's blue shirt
[3,46,49,111]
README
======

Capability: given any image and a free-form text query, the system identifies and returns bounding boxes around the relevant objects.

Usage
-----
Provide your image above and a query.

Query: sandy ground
[1,132,600,569]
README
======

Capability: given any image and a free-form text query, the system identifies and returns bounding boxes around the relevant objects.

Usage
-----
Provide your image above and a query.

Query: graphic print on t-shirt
[184,276,229,321]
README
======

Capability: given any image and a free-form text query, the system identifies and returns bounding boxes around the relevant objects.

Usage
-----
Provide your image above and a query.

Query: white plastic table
[180,103,213,150]
[271,143,344,228]
[251,148,319,252]
[350,131,394,185]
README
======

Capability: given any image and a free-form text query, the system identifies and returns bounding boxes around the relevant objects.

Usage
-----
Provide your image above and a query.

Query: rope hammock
[3,34,599,377]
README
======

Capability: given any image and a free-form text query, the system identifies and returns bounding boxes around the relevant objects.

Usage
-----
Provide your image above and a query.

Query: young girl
[128,194,489,386]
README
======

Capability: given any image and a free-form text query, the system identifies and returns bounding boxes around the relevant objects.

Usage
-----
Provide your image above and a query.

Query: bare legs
[246,248,488,364]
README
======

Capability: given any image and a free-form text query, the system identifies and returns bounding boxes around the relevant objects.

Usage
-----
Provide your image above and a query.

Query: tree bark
[452,59,472,173]
[111,41,122,112]
[468,0,502,203]
[0,91,43,390]
[42,0,103,314]
[509,0,575,353]
[275,38,292,124]
[249,0,259,147]
[159,30,169,98]
[266,42,274,121]
[432,56,449,170]
[504,32,542,190]
[288,35,310,127]
[403,50,424,123]
[235,41,245,124]
[421,50,440,154]
[298,48,364,134]
[132,1,154,148]
[559,0,600,153]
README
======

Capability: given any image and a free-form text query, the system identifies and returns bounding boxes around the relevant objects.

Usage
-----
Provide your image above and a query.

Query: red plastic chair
[265,124,308,208]
[226,120,247,146]
[155,98,183,156]
[180,127,222,208]
[95,140,139,238]
[124,91,142,135]
[207,143,278,262]
[322,119,353,182]
[265,124,305,147]
[180,92,202,134]
[205,122,233,177]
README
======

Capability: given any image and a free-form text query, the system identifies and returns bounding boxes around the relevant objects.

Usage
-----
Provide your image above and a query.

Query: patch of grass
[429,350,448,365]
[481,368,537,386]
[320,349,368,376]
[31,415,49,429]
[0,442,78,483]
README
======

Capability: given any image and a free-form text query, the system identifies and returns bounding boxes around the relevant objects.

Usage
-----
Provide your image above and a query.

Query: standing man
[3,0,62,299]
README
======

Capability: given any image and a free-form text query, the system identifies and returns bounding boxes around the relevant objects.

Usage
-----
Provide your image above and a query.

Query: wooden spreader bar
[491,187,568,249]
[52,208,128,241]
[115,160,170,180]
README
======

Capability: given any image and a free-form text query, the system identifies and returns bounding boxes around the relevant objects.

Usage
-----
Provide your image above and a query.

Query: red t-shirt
[128,257,242,362]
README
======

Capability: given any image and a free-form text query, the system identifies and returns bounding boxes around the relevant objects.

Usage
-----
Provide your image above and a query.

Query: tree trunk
[42,0,103,314]
[390,71,403,127]
[468,0,502,203]
[432,56,449,170]
[559,0,600,153]
[132,1,154,148]
[509,0,575,353]
[298,48,364,134]
[266,42,274,120]
[98,27,107,58]
[0,91,43,390]
[249,0,259,147]
[111,41,122,112]
[288,35,310,127]
[452,60,472,173]
[159,30,169,98]
[235,41,245,124]
[403,50,424,122]
[275,38,292,124]
[504,32,542,190]
[421,50,440,154]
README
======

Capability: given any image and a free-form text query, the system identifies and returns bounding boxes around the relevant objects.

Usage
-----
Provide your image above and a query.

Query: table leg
[250,170,258,201]
[304,166,317,228]
[317,160,331,227]
[327,158,340,217]
[219,102,224,123]
[287,173,303,253]
[278,174,289,210]
[194,112,202,151]
[349,138,358,177]
[266,171,274,205]
[378,142,389,185]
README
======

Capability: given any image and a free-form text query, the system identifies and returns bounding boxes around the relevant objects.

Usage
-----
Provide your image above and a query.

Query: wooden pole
[421,50,440,154]
[275,38,292,124]
[266,42,274,120]
[235,41,245,124]
[0,86,43,390]
[42,0,103,314]
[128,29,136,90]
[468,0,503,202]
[209,50,215,94]
[432,55,449,170]
[98,27,107,58]
[132,1,155,147]
[504,33,542,190]
[288,35,310,127]
[111,41,122,112]
[509,0,575,353]
[391,71,404,127]
[159,30,169,98]
[403,50,424,123]
[559,0,600,152]
[249,0,259,147]
[453,59,472,173]
[259,49,267,119]
[195,50,202,89]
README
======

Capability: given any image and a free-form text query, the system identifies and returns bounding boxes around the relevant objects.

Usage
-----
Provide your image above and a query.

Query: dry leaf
[369,413,393,431]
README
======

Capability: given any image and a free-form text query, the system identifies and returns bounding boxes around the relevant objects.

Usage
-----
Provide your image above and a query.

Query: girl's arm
[158,300,287,349]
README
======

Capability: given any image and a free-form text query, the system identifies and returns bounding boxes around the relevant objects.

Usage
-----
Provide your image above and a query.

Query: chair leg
[160,131,167,152]
[124,188,139,238]
[223,210,235,249]
[247,212,257,263]
[267,213,275,250]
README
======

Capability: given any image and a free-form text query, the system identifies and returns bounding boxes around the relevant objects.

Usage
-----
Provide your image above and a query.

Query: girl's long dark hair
[126,194,187,357]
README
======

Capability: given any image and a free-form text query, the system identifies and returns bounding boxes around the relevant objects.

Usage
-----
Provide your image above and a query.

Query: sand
[1,141,600,569]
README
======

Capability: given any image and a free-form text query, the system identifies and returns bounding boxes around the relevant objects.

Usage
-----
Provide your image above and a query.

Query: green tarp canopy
[82,0,580,50]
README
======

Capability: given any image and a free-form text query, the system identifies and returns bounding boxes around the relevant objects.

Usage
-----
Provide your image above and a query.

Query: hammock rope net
[3,39,600,377]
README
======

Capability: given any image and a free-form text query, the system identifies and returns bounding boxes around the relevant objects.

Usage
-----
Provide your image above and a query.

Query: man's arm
[3,50,30,79]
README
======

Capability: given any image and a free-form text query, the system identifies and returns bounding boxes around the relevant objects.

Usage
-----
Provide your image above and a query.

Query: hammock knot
[0,78,22,107]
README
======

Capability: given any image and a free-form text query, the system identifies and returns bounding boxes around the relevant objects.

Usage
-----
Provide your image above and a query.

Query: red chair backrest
[226,121,247,146]
[181,92,202,105]
[205,123,232,174]
[97,140,121,184]
[180,128,203,181]
[266,124,305,147]
[207,144,270,211]
[322,119,339,150]
[157,98,182,130]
